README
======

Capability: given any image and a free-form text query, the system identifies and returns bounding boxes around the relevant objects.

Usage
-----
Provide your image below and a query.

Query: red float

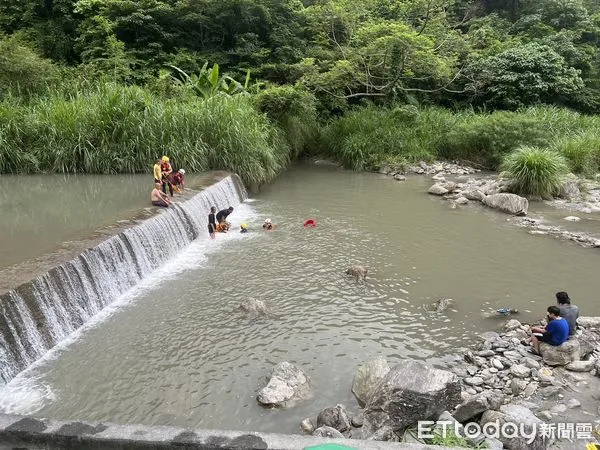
[303,219,317,227]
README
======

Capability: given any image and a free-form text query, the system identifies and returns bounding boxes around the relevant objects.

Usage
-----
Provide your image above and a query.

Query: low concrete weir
[0,413,453,449]
[0,174,246,386]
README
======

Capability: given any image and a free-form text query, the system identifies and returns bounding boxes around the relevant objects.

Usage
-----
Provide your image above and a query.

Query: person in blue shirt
[529,305,570,355]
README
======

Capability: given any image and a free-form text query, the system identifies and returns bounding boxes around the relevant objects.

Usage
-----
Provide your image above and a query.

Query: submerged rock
[346,265,368,281]
[362,360,461,438]
[256,362,310,407]
[427,298,453,313]
[239,298,270,315]
[352,356,390,407]
[482,193,529,216]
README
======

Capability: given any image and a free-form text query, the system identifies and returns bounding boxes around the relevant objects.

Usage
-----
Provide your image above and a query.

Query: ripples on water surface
[2,165,600,434]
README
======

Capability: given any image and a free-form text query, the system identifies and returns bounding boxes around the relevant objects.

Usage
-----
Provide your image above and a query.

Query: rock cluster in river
[379,160,480,179]
[426,174,600,249]
[289,316,600,449]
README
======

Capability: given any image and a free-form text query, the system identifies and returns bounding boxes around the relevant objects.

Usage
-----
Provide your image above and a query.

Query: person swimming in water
[262,218,275,230]
[240,223,248,233]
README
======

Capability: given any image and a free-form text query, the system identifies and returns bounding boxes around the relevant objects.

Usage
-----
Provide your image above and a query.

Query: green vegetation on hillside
[2,0,600,186]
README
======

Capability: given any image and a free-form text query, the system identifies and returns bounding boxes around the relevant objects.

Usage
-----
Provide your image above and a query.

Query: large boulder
[352,356,390,407]
[559,178,581,201]
[481,404,547,450]
[316,404,351,432]
[453,391,505,423]
[578,329,600,358]
[428,184,449,196]
[566,359,596,372]
[482,193,528,216]
[578,316,600,329]
[463,189,486,202]
[362,360,462,439]
[540,340,580,366]
[256,362,310,407]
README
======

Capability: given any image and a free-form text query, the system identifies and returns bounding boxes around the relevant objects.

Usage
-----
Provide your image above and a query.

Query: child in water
[240,223,248,233]
[263,218,275,230]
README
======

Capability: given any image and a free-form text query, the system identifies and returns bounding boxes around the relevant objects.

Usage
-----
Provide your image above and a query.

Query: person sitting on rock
[556,291,579,336]
[529,306,570,355]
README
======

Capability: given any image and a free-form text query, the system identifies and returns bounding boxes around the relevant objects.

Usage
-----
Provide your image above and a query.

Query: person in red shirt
[171,169,185,191]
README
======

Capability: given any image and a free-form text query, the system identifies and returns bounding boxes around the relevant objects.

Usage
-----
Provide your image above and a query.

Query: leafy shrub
[501,146,569,197]
[254,85,318,157]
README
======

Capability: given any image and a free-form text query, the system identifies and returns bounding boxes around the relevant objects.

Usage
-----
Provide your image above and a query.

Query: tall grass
[320,104,600,177]
[319,106,463,170]
[551,132,600,176]
[0,83,292,186]
[500,146,569,197]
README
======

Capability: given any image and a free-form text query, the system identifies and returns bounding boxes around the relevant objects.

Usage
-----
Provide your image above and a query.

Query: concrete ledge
[0,413,455,449]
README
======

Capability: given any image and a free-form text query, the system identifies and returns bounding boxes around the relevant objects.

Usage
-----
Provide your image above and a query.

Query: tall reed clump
[319,106,459,171]
[0,83,292,186]
[500,146,569,198]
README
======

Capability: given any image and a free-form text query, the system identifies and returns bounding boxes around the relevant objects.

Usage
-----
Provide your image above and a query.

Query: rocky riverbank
[378,160,600,250]
[262,316,600,449]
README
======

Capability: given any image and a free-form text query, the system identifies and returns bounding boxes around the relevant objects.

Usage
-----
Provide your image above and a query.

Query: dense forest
[2,0,600,191]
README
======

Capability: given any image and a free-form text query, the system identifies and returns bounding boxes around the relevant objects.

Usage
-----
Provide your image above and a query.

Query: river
[1,164,599,435]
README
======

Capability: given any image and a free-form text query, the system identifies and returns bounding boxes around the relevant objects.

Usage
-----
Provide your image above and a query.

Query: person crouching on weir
[151,182,172,207]
[171,169,185,192]
[216,206,234,224]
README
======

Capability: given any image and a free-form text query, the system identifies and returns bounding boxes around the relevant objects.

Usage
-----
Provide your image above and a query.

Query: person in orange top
[160,156,173,196]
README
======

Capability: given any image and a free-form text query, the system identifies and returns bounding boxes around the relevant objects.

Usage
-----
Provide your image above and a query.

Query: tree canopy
[2,0,600,113]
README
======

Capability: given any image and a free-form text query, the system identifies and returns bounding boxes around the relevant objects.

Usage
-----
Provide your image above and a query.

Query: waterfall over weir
[0,175,246,386]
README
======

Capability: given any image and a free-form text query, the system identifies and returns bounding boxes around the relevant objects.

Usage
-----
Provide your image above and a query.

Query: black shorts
[208,225,215,234]
[537,333,551,343]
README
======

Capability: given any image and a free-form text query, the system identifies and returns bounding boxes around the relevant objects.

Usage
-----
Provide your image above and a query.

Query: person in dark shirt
[529,306,570,355]
[555,291,579,336]
[208,206,217,239]
[216,206,234,223]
